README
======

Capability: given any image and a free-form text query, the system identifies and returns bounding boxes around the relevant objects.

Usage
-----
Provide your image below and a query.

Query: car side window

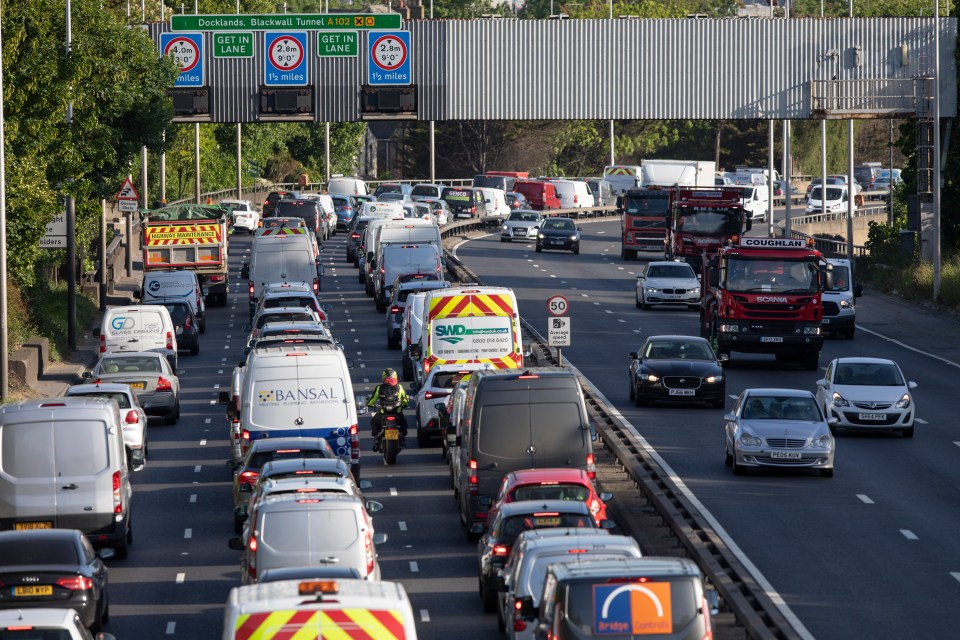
[824,361,833,382]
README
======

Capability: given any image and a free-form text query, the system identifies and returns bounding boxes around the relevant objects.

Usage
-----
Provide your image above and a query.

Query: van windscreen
[565,577,699,636]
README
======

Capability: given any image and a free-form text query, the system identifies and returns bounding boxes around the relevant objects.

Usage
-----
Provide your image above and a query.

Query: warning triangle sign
[117,177,140,201]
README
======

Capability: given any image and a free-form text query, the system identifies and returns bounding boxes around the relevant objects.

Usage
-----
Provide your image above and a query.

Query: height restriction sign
[264,32,308,86]
[159,33,204,87]
[367,30,411,85]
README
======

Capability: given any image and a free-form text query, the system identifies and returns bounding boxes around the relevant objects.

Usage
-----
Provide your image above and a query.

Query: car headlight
[738,433,762,447]
[831,391,849,407]
[502,225,508,231]
[704,375,723,383]
[538,233,545,239]
[810,434,833,449]
[570,235,578,241]
[839,299,852,308]
[639,373,659,383]
[691,287,701,295]
[803,326,821,335]
[896,393,911,409]
[645,287,660,294]
[719,323,740,333]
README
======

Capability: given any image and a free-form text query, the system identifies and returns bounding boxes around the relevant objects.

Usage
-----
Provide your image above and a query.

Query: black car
[0,529,111,631]
[628,335,726,408]
[146,300,199,356]
[275,199,324,242]
[261,190,301,217]
[505,191,530,210]
[346,216,372,265]
[536,217,581,254]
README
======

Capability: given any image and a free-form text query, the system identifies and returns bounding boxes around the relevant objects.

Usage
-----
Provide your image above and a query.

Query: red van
[513,180,562,211]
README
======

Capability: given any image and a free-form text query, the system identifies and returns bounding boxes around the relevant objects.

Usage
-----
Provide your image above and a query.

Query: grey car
[724,388,837,477]
[500,210,543,242]
[635,260,701,310]
[84,352,181,424]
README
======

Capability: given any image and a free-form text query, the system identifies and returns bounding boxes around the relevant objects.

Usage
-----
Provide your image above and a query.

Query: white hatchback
[816,357,917,437]
[66,382,148,471]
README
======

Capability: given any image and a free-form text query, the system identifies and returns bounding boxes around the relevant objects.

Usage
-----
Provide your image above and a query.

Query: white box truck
[640,159,716,187]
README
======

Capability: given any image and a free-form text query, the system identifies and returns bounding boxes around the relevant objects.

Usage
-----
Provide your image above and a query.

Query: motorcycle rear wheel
[383,438,399,465]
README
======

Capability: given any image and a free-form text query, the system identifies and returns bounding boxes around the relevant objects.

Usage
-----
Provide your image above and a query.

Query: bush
[7,283,40,355]
[25,283,99,361]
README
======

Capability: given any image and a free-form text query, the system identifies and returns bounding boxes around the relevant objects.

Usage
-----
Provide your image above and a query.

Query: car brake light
[183,316,192,330]
[350,424,359,461]
[208,275,225,283]
[248,282,254,300]
[701,596,714,640]
[424,391,434,400]
[469,458,478,495]
[364,529,375,576]
[125,410,139,424]
[493,544,509,556]
[567,548,588,554]
[165,331,173,351]
[156,376,173,392]
[99,335,106,353]
[514,598,528,630]
[112,471,122,514]
[56,576,94,590]
[589,500,601,515]
[239,471,259,486]
[313,277,319,294]
[586,453,596,480]
[390,306,401,314]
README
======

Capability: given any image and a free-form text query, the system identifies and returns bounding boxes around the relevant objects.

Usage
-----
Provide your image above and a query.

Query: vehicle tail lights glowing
[513,598,528,631]
[124,410,139,424]
[156,376,173,392]
[468,458,478,495]
[350,424,360,462]
[56,576,94,590]
[183,316,192,330]
[390,306,401,315]
[364,530,375,576]
[701,596,714,640]
[493,544,509,556]
[313,277,319,294]
[238,471,259,487]
[112,471,122,514]
[586,453,596,480]
[248,282,255,300]
[165,331,174,351]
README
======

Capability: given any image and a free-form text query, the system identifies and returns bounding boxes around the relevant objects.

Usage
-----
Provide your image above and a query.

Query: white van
[737,184,771,220]
[98,305,178,370]
[550,179,595,209]
[243,231,322,313]
[822,257,862,339]
[327,176,368,196]
[0,397,134,558]
[375,243,444,312]
[362,218,433,296]
[806,184,857,215]
[477,187,512,218]
[238,342,360,478]
[222,578,419,640]
[138,269,206,333]
[359,201,403,219]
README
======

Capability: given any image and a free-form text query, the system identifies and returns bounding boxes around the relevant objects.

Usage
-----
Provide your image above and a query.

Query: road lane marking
[728,394,738,400]
[214,384,220,389]
[901,530,918,540]
[856,494,874,504]
[165,622,176,634]
[419,610,431,622]
[194,465,201,473]
[581,294,589,297]
[858,326,960,369]
[204,418,211,424]
[399,521,407,531]
[605,309,613,313]
[618,319,626,323]
[390,487,398,496]
[184,528,192,539]
[209,400,216,405]
[954,441,960,448]
[952,572,960,584]
[915,418,928,424]
[409,561,419,573]
[175,573,185,583]
[189,494,197,503]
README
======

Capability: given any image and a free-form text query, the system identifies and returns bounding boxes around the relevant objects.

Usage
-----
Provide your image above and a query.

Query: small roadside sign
[118,199,139,213]
[159,32,205,87]
[547,294,569,317]
[367,30,411,85]
[214,32,253,58]
[318,31,358,57]
[41,213,66,249]
[548,317,571,347]
[117,177,139,202]
[264,32,308,86]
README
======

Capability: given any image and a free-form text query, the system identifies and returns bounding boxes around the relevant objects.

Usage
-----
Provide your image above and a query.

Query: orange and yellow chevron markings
[428,294,514,321]
[234,608,406,640]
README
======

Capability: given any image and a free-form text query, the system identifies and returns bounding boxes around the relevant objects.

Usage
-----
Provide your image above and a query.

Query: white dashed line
[184,528,192,539]
[165,622,176,634]
[194,465,201,473]
[189,494,197,503]
[856,494,874,504]
[409,561,419,573]
[915,418,928,424]
[390,487,398,496]
[199,439,207,446]
[419,610,431,622]
[604,309,613,314]
[728,394,738,400]
[593,302,601,306]
[204,418,211,424]
[175,573,186,584]
[209,400,216,405]
[900,530,919,540]
[214,384,220,389]
[224,345,230,349]
[581,294,589,297]
[399,521,407,531]
[618,319,626,323]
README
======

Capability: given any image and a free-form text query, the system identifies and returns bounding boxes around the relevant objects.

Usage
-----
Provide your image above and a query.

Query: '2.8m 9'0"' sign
[367,30,411,86]
[264,32,307,86]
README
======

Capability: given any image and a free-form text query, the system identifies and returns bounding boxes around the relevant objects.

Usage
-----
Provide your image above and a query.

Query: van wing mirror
[365,500,384,513]
[854,283,864,297]
[408,344,422,359]
[132,290,141,300]
[227,537,244,551]
[81,371,93,379]
[93,328,101,338]
[373,533,388,545]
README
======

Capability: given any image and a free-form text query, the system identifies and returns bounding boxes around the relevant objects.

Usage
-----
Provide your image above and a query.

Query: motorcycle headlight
[704,375,723,384]
[831,391,849,407]
[803,326,821,335]
[810,434,833,449]
[739,433,762,447]
[895,393,911,409]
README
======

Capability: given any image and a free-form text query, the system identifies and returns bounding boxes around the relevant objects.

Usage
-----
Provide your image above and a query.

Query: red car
[488,468,613,527]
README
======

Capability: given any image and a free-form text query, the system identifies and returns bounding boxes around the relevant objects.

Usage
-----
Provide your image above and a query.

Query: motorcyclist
[368,368,409,451]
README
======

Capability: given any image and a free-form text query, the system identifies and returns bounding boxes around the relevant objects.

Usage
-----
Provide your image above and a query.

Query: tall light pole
[0,8,8,401]
[608,0,614,165]
[767,0,774,237]
[846,0,854,262]
[66,0,77,351]
[933,0,942,299]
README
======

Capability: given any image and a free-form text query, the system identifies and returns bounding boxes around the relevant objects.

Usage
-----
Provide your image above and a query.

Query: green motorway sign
[213,32,253,57]
[171,14,401,32]
[318,31,358,57]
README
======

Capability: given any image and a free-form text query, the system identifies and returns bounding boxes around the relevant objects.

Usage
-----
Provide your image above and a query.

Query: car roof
[498,500,593,517]
[100,351,165,360]
[515,529,620,551]
[645,335,711,344]
[506,468,591,485]
[646,261,695,269]
[257,566,363,583]
[0,608,84,627]
[743,388,816,398]
[548,557,700,581]
[261,457,350,476]
[0,528,82,544]
[259,321,327,332]
[257,492,367,510]
[227,578,408,610]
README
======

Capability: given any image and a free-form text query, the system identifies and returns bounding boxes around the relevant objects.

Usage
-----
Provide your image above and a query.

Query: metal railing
[811,77,933,118]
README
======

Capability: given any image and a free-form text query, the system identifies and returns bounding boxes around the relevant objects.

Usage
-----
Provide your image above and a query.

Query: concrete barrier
[9,347,39,390]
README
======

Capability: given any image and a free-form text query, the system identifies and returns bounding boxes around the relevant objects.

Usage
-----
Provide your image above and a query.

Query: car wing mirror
[93,328,101,337]
[356,396,369,414]
[469,522,488,536]
[98,548,116,560]
[365,500,384,513]
[81,371,93,379]
[628,351,638,359]
[815,378,827,387]
[854,283,864,297]
[599,492,613,502]
[907,381,918,390]
[717,354,729,364]
[600,519,617,530]
[132,290,141,300]
[372,532,388,545]
[723,413,737,422]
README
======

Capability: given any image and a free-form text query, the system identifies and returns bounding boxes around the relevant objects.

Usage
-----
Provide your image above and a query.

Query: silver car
[84,352,181,424]
[500,210,543,242]
[723,388,837,477]
[635,260,701,310]
[816,357,917,438]
[66,382,148,470]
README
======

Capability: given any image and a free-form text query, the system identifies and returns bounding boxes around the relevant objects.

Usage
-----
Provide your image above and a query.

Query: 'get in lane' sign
[318,31,358,57]
[214,32,253,58]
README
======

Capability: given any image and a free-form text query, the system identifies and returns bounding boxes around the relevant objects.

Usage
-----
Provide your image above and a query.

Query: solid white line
[728,394,738,400]
[189,494,197,503]
[419,609,431,622]
[914,418,928,424]
[900,529,919,540]
[390,487,398,496]
[194,465,201,473]
[184,528,192,539]
[199,439,207,446]
[175,573,185,584]
[856,494,874,504]
[399,521,407,531]
[165,622,176,634]
[857,326,960,369]
[451,233,496,256]
[409,561,419,573]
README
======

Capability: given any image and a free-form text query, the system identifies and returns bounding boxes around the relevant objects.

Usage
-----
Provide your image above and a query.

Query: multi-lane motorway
[102,218,959,639]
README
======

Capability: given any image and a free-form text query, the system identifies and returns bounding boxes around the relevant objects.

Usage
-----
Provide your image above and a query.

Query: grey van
[454,368,596,532]
[534,557,712,640]
[0,398,134,558]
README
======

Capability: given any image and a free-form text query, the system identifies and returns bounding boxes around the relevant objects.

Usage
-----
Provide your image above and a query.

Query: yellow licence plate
[14,585,53,597]
[533,517,562,526]
[15,522,52,530]
[128,382,146,389]
[384,429,399,440]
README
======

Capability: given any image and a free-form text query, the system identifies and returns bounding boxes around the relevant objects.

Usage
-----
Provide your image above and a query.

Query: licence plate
[15,522,52,530]
[669,389,695,396]
[858,413,887,421]
[14,585,53,597]
[760,337,784,343]
[533,516,561,526]
[770,451,802,459]
[822,318,831,324]
[665,294,681,300]
[128,382,146,390]
[384,429,399,440]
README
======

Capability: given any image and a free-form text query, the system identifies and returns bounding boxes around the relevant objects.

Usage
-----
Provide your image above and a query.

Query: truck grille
[740,303,806,319]
[822,301,840,316]
[663,377,701,389]
[743,321,797,335]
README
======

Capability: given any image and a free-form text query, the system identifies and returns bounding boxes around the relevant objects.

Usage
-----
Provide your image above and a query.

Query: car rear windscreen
[499,513,595,546]
[0,538,79,565]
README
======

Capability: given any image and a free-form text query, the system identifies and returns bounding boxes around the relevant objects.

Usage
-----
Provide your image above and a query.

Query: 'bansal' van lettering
[756,296,789,303]
[256,386,341,404]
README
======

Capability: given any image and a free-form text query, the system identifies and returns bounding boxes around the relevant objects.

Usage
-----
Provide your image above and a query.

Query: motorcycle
[374,399,405,465]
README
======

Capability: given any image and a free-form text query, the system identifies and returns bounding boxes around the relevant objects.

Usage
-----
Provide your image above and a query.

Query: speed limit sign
[547,295,569,317]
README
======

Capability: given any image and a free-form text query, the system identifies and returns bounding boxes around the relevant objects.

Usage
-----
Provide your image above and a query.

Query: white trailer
[640,159,716,188]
